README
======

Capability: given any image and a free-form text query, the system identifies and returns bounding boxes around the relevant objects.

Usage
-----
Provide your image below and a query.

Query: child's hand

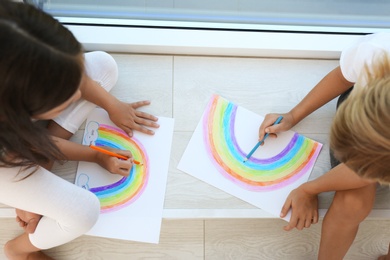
[280,186,319,231]
[107,100,160,136]
[95,148,134,177]
[258,112,294,141]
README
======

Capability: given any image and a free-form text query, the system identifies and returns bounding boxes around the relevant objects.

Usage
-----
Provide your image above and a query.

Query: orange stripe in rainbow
[89,124,149,213]
[203,95,322,191]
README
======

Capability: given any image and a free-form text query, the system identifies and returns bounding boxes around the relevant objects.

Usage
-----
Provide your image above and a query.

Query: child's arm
[79,74,160,136]
[259,66,353,140]
[52,136,134,177]
[289,66,353,125]
[280,163,375,231]
[297,163,374,193]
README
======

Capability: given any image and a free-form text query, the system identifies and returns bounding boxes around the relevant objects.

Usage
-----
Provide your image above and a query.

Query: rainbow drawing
[203,95,322,191]
[84,123,149,213]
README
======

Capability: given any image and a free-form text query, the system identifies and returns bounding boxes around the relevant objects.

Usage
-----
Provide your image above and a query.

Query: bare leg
[318,183,376,260]
[4,233,53,260]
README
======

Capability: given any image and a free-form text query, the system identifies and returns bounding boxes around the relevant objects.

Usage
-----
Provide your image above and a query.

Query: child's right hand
[95,148,134,177]
[258,112,295,141]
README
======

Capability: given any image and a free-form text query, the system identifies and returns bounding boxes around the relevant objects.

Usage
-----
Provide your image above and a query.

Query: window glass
[26,0,390,32]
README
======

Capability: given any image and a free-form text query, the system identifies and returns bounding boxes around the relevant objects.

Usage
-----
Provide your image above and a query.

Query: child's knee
[61,189,101,235]
[85,51,118,92]
[333,188,375,222]
[4,240,12,258]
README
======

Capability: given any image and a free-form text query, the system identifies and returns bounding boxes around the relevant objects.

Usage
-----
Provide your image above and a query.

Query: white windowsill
[61,21,372,59]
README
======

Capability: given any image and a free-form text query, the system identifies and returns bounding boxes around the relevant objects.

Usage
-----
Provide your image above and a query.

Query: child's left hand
[107,100,160,136]
[280,186,319,231]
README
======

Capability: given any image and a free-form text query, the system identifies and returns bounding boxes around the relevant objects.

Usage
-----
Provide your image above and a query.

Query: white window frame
[59,17,390,59]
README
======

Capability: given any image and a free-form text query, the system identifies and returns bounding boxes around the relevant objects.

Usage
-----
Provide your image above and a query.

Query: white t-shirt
[340,32,390,86]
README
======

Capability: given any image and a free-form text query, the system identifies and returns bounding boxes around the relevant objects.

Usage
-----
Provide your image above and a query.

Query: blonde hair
[330,52,390,183]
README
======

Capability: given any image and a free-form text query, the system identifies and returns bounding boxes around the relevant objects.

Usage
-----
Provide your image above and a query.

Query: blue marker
[243,115,284,163]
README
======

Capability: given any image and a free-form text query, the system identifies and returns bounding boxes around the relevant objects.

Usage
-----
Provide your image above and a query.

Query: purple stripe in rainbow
[203,95,322,191]
[88,124,149,213]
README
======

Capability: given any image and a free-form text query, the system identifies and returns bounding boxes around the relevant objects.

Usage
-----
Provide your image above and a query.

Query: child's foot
[4,235,54,260]
[15,209,42,234]
[5,251,54,260]
[29,251,55,260]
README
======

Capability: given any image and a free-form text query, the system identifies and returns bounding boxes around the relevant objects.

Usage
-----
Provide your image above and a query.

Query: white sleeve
[340,32,390,84]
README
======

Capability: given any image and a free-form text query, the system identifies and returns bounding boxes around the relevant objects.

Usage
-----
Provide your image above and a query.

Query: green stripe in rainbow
[203,95,322,191]
[88,124,149,213]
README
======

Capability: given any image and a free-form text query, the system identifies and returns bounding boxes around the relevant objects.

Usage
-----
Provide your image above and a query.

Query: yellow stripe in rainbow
[89,124,149,213]
[203,95,321,191]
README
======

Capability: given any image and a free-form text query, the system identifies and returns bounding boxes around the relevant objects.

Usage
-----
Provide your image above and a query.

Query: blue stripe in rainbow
[88,124,149,213]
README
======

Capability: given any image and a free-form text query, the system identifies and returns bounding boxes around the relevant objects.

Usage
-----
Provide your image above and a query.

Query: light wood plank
[0,219,204,260]
[108,53,173,118]
[205,219,390,260]
[205,219,321,260]
[173,56,338,134]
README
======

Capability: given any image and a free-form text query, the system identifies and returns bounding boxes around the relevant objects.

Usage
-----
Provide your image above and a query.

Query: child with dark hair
[0,1,159,259]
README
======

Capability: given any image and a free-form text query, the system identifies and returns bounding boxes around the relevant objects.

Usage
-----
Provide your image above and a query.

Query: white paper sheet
[178,95,322,220]
[76,108,174,243]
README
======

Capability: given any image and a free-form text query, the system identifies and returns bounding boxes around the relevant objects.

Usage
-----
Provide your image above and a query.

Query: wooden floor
[1,54,390,259]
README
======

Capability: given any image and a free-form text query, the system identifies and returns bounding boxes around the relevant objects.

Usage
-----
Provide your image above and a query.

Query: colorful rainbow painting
[203,95,322,191]
[83,123,149,213]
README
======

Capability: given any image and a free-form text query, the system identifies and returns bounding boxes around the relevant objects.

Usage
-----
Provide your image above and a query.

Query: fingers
[260,133,277,146]
[96,148,137,176]
[280,199,296,231]
[280,197,319,231]
[259,114,283,140]
[265,124,284,137]
[283,212,318,231]
[114,149,132,159]
[130,100,152,109]
[121,124,155,136]
[280,198,291,219]
[283,215,316,231]
[112,158,133,176]
[135,110,159,123]
[312,210,319,224]
[122,102,160,136]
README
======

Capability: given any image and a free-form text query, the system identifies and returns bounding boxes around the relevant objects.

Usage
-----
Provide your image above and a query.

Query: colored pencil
[89,145,142,165]
[243,115,284,163]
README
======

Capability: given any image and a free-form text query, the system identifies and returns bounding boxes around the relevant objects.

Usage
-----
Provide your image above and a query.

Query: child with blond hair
[259,32,390,259]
